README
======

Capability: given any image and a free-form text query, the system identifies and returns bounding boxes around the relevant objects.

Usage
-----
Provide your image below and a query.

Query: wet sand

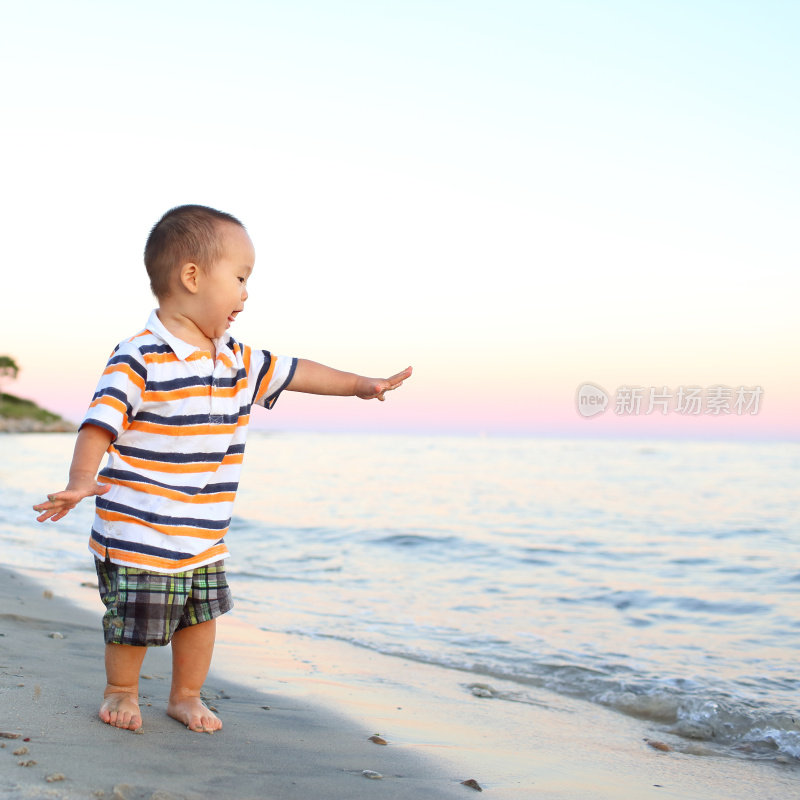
[1,565,797,799]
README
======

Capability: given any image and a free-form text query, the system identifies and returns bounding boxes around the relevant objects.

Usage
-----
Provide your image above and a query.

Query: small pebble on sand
[362,770,383,780]
[18,759,37,767]
[369,734,388,745]
[48,632,64,639]
[46,773,66,783]
[645,738,671,752]
[13,747,29,756]
[461,778,483,791]
[0,732,21,739]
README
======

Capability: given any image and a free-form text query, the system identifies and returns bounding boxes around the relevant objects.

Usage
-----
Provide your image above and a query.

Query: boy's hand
[356,366,413,401]
[33,422,114,522]
[33,478,111,523]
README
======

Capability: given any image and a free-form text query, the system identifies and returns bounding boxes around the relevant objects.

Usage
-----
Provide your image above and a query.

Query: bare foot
[167,695,222,734]
[99,691,142,731]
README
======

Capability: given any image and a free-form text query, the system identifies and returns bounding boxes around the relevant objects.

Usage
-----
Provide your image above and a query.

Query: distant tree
[0,355,20,392]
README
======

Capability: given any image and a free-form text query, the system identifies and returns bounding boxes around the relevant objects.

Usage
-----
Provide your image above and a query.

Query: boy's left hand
[356,366,413,401]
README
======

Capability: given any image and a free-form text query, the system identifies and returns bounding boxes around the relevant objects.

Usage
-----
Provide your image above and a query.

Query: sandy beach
[0,566,471,800]
[2,564,797,800]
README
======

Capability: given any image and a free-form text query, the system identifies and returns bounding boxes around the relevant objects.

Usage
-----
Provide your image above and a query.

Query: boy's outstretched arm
[33,423,114,522]
[288,361,412,401]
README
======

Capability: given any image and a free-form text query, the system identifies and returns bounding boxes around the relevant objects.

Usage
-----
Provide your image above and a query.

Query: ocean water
[2,432,798,764]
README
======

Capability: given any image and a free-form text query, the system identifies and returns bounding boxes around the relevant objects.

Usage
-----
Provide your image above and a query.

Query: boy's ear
[179,262,201,294]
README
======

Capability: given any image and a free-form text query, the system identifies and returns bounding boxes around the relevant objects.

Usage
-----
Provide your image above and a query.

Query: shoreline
[2,566,798,799]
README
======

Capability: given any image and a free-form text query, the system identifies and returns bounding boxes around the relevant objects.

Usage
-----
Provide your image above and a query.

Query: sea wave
[276,627,800,764]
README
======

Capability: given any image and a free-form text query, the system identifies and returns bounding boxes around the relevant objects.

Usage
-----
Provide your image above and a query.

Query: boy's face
[194,223,255,341]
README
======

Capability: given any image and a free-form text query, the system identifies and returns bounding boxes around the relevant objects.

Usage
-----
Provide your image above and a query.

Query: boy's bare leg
[167,619,222,733]
[100,643,147,730]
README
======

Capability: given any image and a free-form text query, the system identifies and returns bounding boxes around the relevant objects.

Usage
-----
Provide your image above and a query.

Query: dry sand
[1,565,797,800]
[0,567,467,800]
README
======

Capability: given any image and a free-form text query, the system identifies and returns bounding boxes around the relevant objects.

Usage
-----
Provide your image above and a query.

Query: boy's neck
[155,307,217,359]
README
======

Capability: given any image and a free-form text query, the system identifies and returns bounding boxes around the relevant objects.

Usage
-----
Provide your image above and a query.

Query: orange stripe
[115,451,244,474]
[102,476,235,504]
[142,348,212,364]
[96,508,228,540]
[89,395,128,417]
[254,354,277,405]
[128,420,240,437]
[142,386,211,402]
[91,538,229,571]
[104,363,145,392]
[143,351,180,365]
[143,379,247,403]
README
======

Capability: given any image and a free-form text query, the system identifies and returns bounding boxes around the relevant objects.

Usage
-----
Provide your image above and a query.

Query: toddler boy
[33,204,411,734]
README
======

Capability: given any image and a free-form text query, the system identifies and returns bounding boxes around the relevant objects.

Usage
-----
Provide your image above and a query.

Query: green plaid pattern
[95,558,233,646]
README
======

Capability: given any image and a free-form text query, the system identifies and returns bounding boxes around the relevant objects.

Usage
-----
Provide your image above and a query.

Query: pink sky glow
[11,369,797,442]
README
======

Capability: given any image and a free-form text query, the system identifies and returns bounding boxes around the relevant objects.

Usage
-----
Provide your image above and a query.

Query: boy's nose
[242,286,249,301]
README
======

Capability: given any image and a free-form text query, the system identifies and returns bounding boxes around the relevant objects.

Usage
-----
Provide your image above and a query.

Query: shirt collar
[144,310,234,363]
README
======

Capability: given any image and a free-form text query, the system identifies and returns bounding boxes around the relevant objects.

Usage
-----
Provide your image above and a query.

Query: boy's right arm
[33,423,114,522]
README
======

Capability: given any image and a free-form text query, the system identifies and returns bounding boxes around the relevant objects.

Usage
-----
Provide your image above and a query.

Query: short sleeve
[81,343,146,439]
[251,351,297,410]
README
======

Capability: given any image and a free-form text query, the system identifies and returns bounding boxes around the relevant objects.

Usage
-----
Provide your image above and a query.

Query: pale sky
[1,1,797,438]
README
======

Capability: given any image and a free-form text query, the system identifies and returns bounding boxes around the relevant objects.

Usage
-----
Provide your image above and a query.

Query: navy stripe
[139,343,173,355]
[91,529,225,561]
[90,386,134,419]
[99,468,238,496]
[213,371,246,388]
[81,418,118,437]
[97,498,230,530]
[146,376,212,391]
[263,356,297,410]
[115,444,228,464]
[108,354,147,381]
[91,386,130,403]
[135,410,247,426]
[253,352,274,404]
[144,371,246,391]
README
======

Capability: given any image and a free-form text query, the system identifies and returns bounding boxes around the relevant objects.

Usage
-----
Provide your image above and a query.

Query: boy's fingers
[389,367,412,383]
[386,367,412,389]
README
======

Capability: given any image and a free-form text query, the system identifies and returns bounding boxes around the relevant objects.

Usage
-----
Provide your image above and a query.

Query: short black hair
[144,204,245,298]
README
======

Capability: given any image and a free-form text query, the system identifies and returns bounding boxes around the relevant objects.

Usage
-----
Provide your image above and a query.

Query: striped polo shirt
[83,310,297,573]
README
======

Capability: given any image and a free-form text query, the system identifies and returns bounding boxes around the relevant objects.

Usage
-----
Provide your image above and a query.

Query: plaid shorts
[95,558,234,647]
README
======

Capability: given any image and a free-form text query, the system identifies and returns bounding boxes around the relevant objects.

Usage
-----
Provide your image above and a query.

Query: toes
[100,694,141,731]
